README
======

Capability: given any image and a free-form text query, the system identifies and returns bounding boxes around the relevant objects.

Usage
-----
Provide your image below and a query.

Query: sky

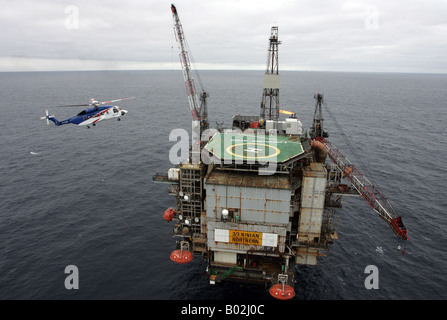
[1,0,446,73]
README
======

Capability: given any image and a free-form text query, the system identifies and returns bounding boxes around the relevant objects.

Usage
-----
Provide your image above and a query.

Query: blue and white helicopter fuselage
[41,98,132,128]
[50,106,127,127]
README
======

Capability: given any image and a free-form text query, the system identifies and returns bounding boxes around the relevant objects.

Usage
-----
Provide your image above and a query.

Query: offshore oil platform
[153,4,408,300]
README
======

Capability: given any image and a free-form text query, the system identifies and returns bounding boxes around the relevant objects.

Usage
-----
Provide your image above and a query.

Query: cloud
[1,0,446,73]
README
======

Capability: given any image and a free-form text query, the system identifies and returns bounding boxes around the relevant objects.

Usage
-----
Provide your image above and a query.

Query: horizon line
[1,69,446,75]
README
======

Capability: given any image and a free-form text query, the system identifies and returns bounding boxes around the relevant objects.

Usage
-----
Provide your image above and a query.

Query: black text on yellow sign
[229,230,263,245]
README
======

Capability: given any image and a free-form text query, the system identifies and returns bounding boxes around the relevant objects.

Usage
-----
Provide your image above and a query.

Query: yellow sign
[229,230,262,245]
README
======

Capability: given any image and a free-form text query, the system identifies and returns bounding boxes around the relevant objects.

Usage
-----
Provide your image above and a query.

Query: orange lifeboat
[170,249,193,264]
[269,283,295,300]
[163,208,176,222]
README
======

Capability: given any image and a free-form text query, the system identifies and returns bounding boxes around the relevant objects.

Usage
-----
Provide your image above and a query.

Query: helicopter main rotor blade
[100,97,136,104]
[52,104,90,108]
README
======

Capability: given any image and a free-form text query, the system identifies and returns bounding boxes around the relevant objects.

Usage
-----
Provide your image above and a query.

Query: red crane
[321,138,408,240]
[312,94,408,241]
[171,4,209,133]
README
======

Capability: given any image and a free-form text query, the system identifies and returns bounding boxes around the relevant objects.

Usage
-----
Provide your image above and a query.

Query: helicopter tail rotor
[40,109,55,126]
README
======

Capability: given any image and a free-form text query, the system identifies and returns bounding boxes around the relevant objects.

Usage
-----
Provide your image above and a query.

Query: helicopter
[40,97,135,128]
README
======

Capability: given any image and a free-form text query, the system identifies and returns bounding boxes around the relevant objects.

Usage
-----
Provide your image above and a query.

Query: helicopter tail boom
[40,109,62,126]
[48,116,62,126]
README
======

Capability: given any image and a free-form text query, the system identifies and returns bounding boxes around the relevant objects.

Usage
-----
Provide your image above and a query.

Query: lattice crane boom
[171,4,208,130]
[320,138,408,241]
[311,94,408,241]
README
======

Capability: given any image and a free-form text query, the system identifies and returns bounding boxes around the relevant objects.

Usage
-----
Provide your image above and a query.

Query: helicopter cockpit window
[77,110,87,116]
[113,107,119,113]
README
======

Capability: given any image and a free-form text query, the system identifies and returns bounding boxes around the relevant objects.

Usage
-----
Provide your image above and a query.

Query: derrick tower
[260,26,281,123]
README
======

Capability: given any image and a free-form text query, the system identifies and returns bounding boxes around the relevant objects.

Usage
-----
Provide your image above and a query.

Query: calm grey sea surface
[0,70,446,300]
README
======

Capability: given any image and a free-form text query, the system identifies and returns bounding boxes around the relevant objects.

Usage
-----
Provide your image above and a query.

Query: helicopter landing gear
[86,126,90,129]
[117,118,121,121]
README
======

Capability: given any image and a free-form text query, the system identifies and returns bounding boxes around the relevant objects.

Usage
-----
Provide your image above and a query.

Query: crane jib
[172,3,203,122]
[319,138,409,241]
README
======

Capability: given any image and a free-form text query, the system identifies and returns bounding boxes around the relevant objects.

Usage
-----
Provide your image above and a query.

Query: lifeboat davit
[163,208,176,222]
[170,249,193,264]
[269,283,295,300]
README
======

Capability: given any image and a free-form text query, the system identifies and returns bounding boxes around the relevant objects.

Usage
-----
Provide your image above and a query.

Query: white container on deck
[168,168,180,181]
